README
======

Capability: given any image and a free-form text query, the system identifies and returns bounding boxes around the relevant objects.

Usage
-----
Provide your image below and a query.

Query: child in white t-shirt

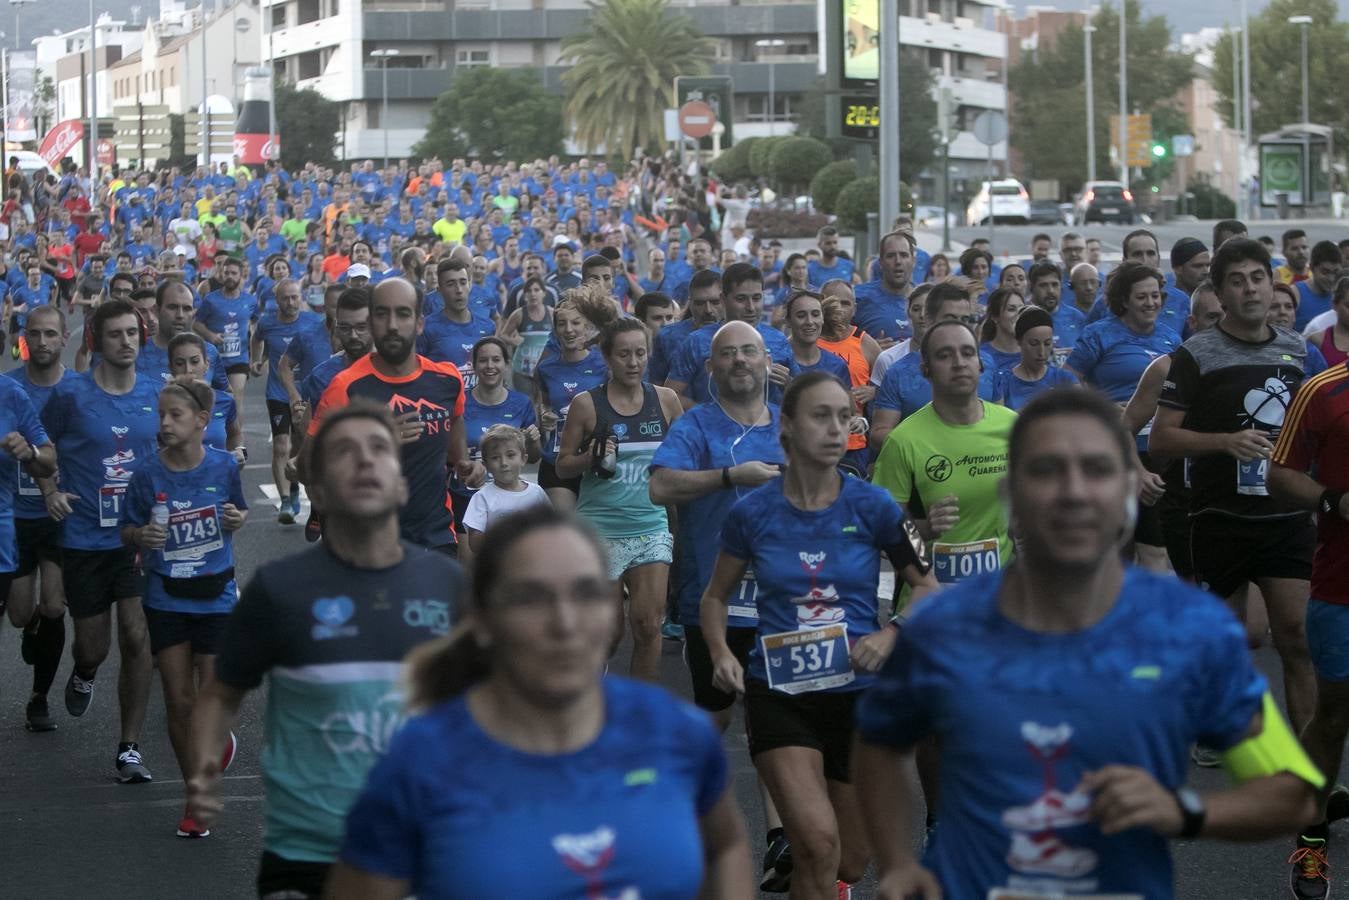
[463,424,550,555]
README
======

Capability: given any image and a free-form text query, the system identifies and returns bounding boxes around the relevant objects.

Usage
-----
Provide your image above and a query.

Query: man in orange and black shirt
[307,278,484,554]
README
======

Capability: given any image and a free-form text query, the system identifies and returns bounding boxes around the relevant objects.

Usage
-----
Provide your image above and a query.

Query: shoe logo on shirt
[553,826,639,899]
[1243,376,1292,430]
[1000,722,1100,882]
[793,551,843,625]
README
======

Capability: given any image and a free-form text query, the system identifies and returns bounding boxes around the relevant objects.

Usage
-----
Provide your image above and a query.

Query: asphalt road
[0,309,1341,899]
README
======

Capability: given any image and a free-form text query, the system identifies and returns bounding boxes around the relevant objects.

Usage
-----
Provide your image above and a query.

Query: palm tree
[560,0,715,155]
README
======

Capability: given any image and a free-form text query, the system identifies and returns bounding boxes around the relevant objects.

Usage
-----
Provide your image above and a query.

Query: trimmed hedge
[809,160,859,216]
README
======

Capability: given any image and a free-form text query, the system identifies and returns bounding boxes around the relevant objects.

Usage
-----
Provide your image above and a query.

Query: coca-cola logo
[39,119,85,167]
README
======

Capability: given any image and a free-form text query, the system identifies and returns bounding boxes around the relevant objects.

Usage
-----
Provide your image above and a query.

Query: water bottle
[151,493,170,528]
[591,424,617,479]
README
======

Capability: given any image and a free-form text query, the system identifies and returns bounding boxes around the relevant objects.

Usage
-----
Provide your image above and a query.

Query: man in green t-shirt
[873,318,1016,586]
[280,210,309,247]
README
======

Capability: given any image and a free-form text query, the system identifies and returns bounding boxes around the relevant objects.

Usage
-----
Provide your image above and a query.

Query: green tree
[1209,0,1349,150]
[413,68,563,162]
[1008,0,1193,192]
[275,82,341,170]
[794,52,938,178]
[809,159,859,214]
[709,138,757,181]
[560,0,715,155]
[770,137,833,193]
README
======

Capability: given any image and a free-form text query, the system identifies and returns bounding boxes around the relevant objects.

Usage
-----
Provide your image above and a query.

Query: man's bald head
[708,320,768,401]
[372,276,422,317]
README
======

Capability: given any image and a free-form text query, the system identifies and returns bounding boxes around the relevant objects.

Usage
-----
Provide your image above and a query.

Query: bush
[834,178,915,232]
[710,139,756,182]
[1185,181,1236,220]
[809,160,859,216]
[747,207,831,239]
[750,137,787,179]
[769,137,834,192]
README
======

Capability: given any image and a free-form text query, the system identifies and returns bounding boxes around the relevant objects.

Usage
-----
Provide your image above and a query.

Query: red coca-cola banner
[233,133,280,166]
[38,119,85,169]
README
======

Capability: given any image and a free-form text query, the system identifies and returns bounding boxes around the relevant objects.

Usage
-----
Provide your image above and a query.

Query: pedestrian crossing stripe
[259,483,312,511]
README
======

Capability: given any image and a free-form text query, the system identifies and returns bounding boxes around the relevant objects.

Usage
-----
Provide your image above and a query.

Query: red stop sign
[678,101,716,140]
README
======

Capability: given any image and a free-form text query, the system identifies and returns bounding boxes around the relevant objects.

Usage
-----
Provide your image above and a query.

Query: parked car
[1028,199,1067,225]
[965,179,1031,226]
[1074,181,1136,224]
[915,204,959,230]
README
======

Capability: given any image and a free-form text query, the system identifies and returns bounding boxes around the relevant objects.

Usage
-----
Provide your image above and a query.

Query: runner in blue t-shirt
[40,299,161,784]
[121,378,248,838]
[666,263,798,407]
[533,302,607,509]
[5,304,70,733]
[452,336,539,535]
[0,373,55,603]
[649,269,723,386]
[852,231,917,345]
[784,290,852,388]
[328,509,750,900]
[1027,260,1087,367]
[251,280,329,524]
[167,332,242,460]
[992,306,1081,410]
[853,388,1322,900]
[701,372,934,898]
[416,258,495,389]
[194,257,258,422]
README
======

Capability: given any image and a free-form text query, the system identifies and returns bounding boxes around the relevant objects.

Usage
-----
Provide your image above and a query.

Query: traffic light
[1151,142,1167,159]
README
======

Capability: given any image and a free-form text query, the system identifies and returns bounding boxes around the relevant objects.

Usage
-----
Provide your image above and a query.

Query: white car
[965,179,1031,226]
[7,150,52,180]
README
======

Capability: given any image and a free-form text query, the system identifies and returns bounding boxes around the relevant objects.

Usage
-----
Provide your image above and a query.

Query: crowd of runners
[0,149,1347,899]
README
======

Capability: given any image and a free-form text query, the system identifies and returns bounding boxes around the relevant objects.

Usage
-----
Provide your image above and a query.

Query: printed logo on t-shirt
[389,393,452,435]
[311,595,358,640]
[552,826,638,899]
[925,454,953,483]
[792,551,842,625]
[402,598,451,635]
[1242,376,1292,430]
[1000,722,1099,884]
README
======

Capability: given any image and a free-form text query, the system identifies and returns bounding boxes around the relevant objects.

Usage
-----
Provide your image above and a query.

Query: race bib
[163,505,224,561]
[17,461,40,497]
[761,623,853,694]
[552,404,571,454]
[728,568,759,621]
[1236,457,1269,496]
[99,484,127,528]
[222,323,242,358]
[1052,346,1072,368]
[932,538,1001,584]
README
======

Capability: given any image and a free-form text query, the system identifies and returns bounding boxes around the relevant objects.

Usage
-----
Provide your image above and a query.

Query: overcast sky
[1011,1,1349,35]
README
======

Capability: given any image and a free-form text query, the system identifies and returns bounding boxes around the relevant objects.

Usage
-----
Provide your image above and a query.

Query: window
[297,49,323,79]
[456,48,490,67]
[744,93,798,123]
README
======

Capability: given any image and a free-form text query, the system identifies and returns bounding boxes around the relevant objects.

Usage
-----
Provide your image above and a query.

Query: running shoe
[116,744,153,784]
[25,697,56,732]
[277,502,295,525]
[64,671,94,717]
[1289,834,1329,899]
[836,882,852,900]
[1190,744,1221,768]
[304,510,323,543]
[661,619,684,641]
[760,834,793,893]
[176,810,210,839]
[1327,785,1349,824]
[220,730,238,774]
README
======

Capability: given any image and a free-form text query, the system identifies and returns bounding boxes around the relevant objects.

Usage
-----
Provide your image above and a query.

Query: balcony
[900,14,1005,59]
[940,74,1004,111]
[361,66,453,98]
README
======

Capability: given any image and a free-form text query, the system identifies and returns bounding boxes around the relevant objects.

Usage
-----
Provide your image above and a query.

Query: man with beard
[138,281,230,389]
[305,278,484,555]
[194,257,258,425]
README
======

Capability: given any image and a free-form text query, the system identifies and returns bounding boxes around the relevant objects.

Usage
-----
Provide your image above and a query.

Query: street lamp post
[9,0,32,52]
[1289,14,1313,209]
[1084,22,1096,182]
[370,49,399,169]
[88,0,97,175]
[1118,3,1127,185]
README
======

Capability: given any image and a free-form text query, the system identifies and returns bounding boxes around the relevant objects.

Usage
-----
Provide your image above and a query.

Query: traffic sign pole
[878,0,900,239]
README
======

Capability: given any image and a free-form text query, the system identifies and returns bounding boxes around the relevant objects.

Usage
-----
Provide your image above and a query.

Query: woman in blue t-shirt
[699,372,937,898]
[329,508,752,900]
[168,332,244,463]
[993,306,1080,411]
[978,287,1025,376]
[121,377,248,839]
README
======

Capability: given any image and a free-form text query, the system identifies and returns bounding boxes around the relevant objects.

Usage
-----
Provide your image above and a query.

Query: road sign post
[973,110,1007,246]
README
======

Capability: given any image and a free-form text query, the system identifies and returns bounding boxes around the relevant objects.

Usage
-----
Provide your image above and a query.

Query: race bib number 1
[99,484,127,528]
[932,538,1001,584]
[761,623,853,694]
[727,568,759,621]
[163,506,224,561]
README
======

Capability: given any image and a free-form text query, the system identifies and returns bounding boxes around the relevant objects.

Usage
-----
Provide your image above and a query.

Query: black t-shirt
[1159,324,1308,520]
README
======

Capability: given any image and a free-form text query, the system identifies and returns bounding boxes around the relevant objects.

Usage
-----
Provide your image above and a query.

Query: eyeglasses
[716,345,764,361]
[334,323,370,336]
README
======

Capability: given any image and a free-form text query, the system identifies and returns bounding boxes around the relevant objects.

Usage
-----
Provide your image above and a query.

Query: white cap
[347,263,371,279]
[173,243,194,258]
[552,234,572,248]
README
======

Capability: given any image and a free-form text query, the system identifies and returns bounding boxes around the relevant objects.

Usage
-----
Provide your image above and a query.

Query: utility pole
[1118,1,1127,185]
[878,0,900,232]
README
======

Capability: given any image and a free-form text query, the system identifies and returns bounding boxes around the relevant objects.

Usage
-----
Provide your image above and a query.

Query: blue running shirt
[649,402,784,628]
[856,569,1264,899]
[339,678,726,899]
[255,310,330,403]
[874,352,997,420]
[206,389,237,451]
[993,366,1080,411]
[667,322,798,405]
[40,372,161,551]
[416,312,497,389]
[852,281,912,343]
[197,290,260,365]
[1066,318,1181,404]
[0,378,49,572]
[5,367,71,521]
[121,447,248,614]
[720,476,923,692]
[535,349,607,464]
[457,388,537,494]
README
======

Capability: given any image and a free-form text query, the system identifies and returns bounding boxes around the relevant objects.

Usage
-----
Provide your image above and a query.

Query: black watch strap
[1174,787,1206,839]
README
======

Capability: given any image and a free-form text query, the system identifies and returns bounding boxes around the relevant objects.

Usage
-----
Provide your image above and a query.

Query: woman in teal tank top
[557,317,685,681]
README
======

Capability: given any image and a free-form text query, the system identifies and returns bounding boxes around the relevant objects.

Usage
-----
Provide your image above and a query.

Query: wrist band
[721,466,732,488]
[1320,489,1347,521]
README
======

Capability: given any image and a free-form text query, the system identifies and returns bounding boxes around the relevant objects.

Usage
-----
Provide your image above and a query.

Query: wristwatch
[1173,787,1206,839]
